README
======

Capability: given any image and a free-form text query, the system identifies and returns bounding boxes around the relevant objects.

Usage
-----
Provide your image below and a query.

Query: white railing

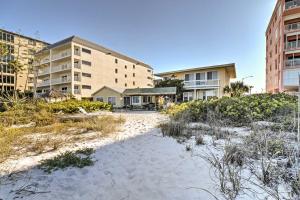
[184,80,220,88]
[51,76,72,85]
[285,23,300,32]
[74,63,81,69]
[52,63,72,73]
[285,59,300,68]
[37,80,50,87]
[38,67,50,75]
[285,41,300,51]
[51,50,72,61]
[285,0,300,10]
[61,90,71,94]
[74,76,81,81]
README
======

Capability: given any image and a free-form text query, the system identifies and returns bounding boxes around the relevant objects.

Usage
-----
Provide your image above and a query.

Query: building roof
[155,63,236,78]
[123,87,177,96]
[0,28,50,45]
[92,86,125,96]
[39,36,152,69]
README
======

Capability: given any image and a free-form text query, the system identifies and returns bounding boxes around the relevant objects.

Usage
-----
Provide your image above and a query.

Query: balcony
[74,76,81,82]
[51,76,72,85]
[285,41,300,51]
[285,59,300,68]
[38,67,50,76]
[285,0,300,10]
[52,63,72,73]
[285,23,300,33]
[184,80,220,89]
[283,68,300,87]
[52,50,71,61]
[37,80,50,87]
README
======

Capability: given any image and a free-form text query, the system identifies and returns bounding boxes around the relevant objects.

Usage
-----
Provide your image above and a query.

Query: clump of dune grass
[0,115,124,163]
[39,148,95,173]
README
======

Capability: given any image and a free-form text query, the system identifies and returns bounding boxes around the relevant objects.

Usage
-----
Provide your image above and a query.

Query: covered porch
[183,88,220,101]
[123,87,177,110]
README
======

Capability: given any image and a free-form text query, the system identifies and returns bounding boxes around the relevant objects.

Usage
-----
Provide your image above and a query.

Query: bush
[39,148,95,173]
[39,100,112,113]
[165,93,297,126]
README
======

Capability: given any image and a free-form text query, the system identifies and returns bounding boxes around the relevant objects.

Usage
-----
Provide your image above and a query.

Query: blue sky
[1,0,276,92]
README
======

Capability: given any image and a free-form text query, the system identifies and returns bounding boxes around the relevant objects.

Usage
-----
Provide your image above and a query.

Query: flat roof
[39,36,152,69]
[123,87,177,96]
[155,63,236,78]
[0,28,50,45]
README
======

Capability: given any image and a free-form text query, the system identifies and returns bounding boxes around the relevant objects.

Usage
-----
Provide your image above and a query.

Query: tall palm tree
[8,59,24,93]
[0,43,9,91]
[223,81,250,97]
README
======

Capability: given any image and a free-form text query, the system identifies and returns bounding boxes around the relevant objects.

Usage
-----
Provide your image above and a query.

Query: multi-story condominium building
[266,0,300,93]
[35,36,154,99]
[155,63,236,101]
[0,29,49,91]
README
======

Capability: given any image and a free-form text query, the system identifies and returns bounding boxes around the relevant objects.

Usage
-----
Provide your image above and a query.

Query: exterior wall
[157,67,234,100]
[92,87,123,107]
[36,38,153,99]
[266,0,300,93]
[0,29,48,92]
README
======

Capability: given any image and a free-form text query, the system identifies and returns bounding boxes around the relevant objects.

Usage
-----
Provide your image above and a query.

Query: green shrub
[39,100,112,113]
[39,148,95,173]
[165,93,297,125]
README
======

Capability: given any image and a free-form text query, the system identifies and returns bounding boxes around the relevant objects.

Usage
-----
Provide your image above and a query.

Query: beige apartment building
[155,63,236,101]
[266,0,300,93]
[0,29,49,91]
[35,36,154,99]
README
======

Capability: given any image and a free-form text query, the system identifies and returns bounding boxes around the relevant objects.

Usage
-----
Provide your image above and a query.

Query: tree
[223,81,250,97]
[8,60,24,92]
[155,79,184,101]
[0,43,9,91]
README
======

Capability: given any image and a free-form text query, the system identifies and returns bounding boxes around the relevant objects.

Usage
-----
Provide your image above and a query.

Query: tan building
[35,36,154,99]
[0,29,49,91]
[266,0,300,93]
[155,63,236,101]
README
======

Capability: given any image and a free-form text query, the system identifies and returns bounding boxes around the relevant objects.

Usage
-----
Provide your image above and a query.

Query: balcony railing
[285,59,300,68]
[285,23,300,33]
[184,80,220,88]
[51,50,71,61]
[38,67,50,76]
[37,80,50,87]
[285,0,300,10]
[285,41,300,51]
[52,63,72,73]
[51,77,72,85]
[74,76,81,81]
[74,63,81,69]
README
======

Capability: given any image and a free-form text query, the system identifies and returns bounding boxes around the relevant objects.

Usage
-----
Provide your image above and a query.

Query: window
[74,46,81,56]
[28,39,36,46]
[185,74,190,81]
[108,97,116,105]
[132,96,140,104]
[82,85,91,89]
[196,73,205,80]
[125,74,127,78]
[115,58,118,64]
[125,65,127,69]
[82,60,91,66]
[82,73,91,77]
[82,48,91,54]
[115,78,118,83]
[115,68,118,73]
[133,65,135,69]
[207,71,218,80]
[96,97,104,102]
[0,75,14,84]
[183,92,193,102]
[133,73,135,77]
[147,69,151,73]
[125,83,127,87]
[133,81,135,86]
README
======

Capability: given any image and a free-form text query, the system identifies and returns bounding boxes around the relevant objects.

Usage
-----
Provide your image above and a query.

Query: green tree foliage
[223,81,250,97]
[155,79,184,100]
